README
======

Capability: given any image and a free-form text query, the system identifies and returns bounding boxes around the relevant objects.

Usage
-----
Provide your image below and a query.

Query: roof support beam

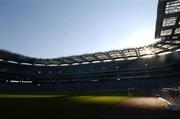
[144,47,157,56]
[119,50,127,60]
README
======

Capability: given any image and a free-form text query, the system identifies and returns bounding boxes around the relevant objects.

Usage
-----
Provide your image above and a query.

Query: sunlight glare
[124,30,160,48]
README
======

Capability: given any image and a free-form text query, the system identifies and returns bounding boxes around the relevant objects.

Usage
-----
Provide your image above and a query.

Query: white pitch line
[158,97,171,105]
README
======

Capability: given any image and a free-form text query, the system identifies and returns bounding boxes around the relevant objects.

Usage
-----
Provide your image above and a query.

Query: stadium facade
[0,0,180,91]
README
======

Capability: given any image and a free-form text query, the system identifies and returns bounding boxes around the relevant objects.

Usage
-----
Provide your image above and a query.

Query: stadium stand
[0,51,180,91]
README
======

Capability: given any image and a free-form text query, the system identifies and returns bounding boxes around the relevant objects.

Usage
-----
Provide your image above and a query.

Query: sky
[0,0,159,58]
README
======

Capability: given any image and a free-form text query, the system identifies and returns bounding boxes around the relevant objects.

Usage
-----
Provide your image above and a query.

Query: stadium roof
[155,0,180,38]
[0,0,180,66]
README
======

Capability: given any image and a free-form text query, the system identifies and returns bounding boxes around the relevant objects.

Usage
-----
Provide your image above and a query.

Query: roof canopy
[155,0,180,38]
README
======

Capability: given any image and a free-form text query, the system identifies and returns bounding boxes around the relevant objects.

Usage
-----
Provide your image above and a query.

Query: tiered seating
[0,51,180,91]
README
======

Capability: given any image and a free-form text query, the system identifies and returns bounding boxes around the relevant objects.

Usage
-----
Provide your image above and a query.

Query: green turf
[0,91,129,119]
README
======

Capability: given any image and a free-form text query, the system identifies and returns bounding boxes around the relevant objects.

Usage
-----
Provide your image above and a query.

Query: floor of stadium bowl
[96,97,180,119]
[0,91,179,119]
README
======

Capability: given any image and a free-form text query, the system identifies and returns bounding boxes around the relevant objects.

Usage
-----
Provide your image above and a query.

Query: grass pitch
[0,91,128,119]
